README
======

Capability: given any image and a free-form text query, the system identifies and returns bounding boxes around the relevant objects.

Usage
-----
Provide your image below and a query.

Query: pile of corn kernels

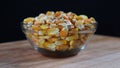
[23,11,96,51]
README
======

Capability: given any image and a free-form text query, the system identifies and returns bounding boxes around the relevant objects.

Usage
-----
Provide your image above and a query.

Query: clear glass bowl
[21,18,97,58]
[21,23,96,57]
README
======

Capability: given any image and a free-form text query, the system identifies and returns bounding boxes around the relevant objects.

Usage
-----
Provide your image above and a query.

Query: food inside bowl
[23,11,96,52]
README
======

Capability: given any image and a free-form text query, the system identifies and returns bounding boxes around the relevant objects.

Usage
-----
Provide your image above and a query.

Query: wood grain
[0,35,120,68]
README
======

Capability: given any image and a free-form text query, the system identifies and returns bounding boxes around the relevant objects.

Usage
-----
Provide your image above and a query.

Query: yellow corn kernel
[43,42,49,49]
[69,40,80,49]
[70,40,74,46]
[61,40,67,44]
[46,11,54,16]
[60,28,68,38]
[69,15,74,20]
[75,20,84,28]
[40,25,48,30]
[74,15,82,20]
[55,11,61,17]
[69,40,75,49]
[75,20,85,30]
[79,15,88,20]
[73,15,78,19]
[47,28,59,36]
[55,40,62,45]
[43,42,56,51]
[23,17,34,24]
[34,21,41,25]
[66,35,79,41]
[84,19,92,24]
[38,39,45,48]
[89,17,96,22]
[69,28,79,35]
[77,16,83,20]
[47,43,56,51]
[32,25,40,30]
[56,45,69,51]
[47,38,58,43]
[33,33,39,39]
[77,20,84,24]
[55,40,67,45]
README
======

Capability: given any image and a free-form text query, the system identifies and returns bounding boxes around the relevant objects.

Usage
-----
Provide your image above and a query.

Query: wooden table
[0,35,120,68]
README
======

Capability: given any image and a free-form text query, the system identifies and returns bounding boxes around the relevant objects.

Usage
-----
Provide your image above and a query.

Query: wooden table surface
[0,35,120,68]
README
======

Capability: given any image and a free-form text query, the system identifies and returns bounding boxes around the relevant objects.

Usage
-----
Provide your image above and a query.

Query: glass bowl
[21,12,97,57]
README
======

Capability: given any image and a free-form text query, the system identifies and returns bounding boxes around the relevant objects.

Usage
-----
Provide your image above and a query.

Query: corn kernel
[62,40,67,44]
[55,40,63,45]
[33,33,39,39]
[34,21,41,25]
[84,19,92,24]
[23,17,34,24]
[47,38,58,43]
[40,25,48,30]
[90,17,96,22]
[55,11,61,17]
[79,15,88,20]
[76,16,83,20]
[69,15,74,20]
[60,28,68,38]
[47,43,56,51]
[66,35,78,41]
[69,40,80,49]
[43,42,49,49]
[75,20,85,30]
[77,20,84,24]
[46,11,54,16]
[38,39,45,48]
[44,42,56,51]
[70,40,74,46]
[73,15,78,19]
[32,25,40,30]
[74,15,82,20]
[69,28,79,35]
[56,45,68,51]
[55,40,67,45]
[47,28,59,36]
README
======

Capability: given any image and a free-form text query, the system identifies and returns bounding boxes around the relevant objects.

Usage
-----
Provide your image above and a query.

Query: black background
[1,0,120,43]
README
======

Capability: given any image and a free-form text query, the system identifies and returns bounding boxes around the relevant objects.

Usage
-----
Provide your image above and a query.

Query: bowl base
[35,47,81,58]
